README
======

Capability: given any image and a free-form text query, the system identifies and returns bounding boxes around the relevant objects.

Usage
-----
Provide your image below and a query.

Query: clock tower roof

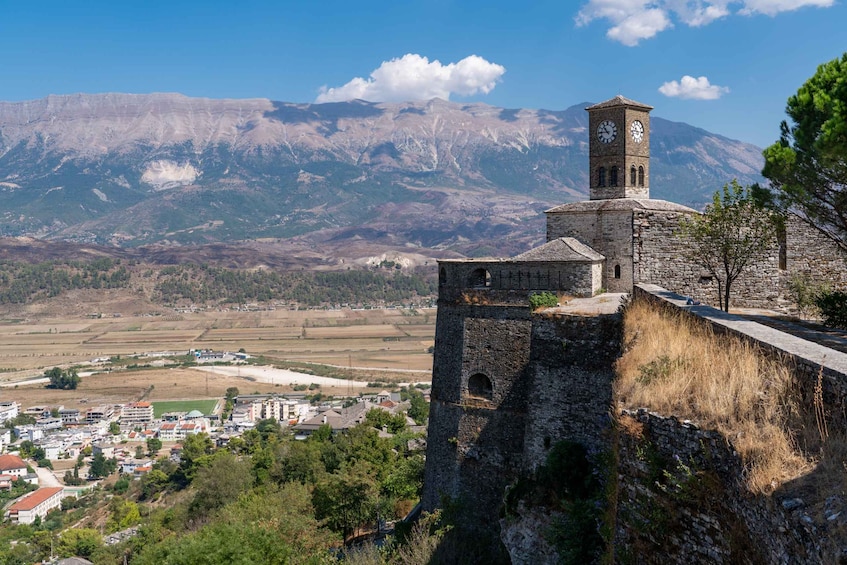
[586,95,653,111]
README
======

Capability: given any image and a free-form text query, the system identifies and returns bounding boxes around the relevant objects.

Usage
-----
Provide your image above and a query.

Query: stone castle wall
[438,259,601,300]
[615,409,818,564]
[546,209,635,293]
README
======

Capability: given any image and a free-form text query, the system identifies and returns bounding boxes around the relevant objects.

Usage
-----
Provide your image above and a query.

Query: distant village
[0,351,430,527]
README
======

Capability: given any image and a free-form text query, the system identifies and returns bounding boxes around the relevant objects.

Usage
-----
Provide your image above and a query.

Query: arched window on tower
[468,373,493,401]
[469,268,491,289]
[614,264,621,279]
[610,166,618,187]
[638,166,645,187]
[598,167,606,187]
[630,165,637,186]
[439,267,446,287]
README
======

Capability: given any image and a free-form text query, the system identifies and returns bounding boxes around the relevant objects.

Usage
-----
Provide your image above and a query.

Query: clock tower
[587,95,652,200]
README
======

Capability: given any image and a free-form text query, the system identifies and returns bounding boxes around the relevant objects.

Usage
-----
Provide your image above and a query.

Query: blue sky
[0,0,844,148]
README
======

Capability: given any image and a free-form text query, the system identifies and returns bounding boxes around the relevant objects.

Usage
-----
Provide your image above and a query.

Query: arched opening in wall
[614,264,621,279]
[777,223,787,270]
[598,167,606,187]
[469,268,491,289]
[630,165,637,186]
[468,373,493,400]
[439,267,446,286]
[638,166,645,187]
[610,166,618,187]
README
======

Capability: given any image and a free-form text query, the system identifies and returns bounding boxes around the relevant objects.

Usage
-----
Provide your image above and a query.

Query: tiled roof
[586,95,653,111]
[0,454,26,471]
[9,487,64,511]
[546,198,696,214]
[511,237,604,262]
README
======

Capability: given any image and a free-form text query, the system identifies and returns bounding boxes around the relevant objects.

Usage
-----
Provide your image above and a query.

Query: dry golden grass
[616,298,811,493]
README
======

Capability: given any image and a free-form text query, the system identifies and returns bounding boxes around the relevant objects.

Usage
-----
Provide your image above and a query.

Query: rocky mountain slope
[0,93,764,256]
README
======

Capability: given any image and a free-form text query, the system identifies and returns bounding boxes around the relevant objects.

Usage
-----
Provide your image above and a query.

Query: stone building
[422,94,847,555]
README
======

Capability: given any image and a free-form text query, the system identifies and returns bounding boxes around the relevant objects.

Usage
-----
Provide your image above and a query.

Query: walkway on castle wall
[636,284,847,377]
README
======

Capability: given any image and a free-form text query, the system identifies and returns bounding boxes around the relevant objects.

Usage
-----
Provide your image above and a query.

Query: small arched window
[638,166,645,187]
[598,167,606,187]
[468,373,493,400]
[610,166,618,187]
[469,268,491,289]
[439,267,446,286]
[614,264,621,279]
[630,165,637,186]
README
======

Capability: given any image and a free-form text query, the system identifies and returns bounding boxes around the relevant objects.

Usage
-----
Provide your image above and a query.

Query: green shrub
[529,291,558,310]
[815,290,847,329]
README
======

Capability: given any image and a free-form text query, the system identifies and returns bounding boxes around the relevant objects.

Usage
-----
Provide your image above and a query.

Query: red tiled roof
[9,487,64,511]
[128,402,151,408]
[0,454,26,471]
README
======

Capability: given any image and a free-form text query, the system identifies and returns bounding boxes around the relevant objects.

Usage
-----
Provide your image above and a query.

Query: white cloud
[739,0,834,16]
[658,75,730,99]
[315,54,505,103]
[576,0,831,45]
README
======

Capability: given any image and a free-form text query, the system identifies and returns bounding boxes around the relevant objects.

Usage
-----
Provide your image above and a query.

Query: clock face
[630,120,645,143]
[597,120,617,144]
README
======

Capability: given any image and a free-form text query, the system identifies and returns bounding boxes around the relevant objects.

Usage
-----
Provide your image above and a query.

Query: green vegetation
[152,400,217,418]
[0,391,431,563]
[529,291,559,310]
[44,367,80,390]
[678,180,776,311]
[154,264,435,306]
[815,290,847,329]
[762,52,847,251]
[0,258,130,303]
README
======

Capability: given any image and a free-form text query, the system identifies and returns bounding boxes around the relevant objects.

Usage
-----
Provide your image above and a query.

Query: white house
[5,486,64,524]
[0,454,28,477]
[0,401,19,423]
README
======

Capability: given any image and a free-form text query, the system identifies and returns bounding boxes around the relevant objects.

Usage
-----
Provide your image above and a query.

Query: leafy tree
[146,437,163,456]
[88,452,117,479]
[107,498,142,533]
[762,53,847,250]
[365,408,407,434]
[225,386,240,401]
[407,389,430,425]
[109,421,121,435]
[312,461,379,539]
[44,367,80,390]
[57,528,103,558]
[190,451,254,517]
[678,181,777,311]
[136,445,145,459]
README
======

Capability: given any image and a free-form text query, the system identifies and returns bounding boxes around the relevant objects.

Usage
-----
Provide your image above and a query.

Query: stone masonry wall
[546,210,635,293]
[521,311,621,472]
[615,409,817,564]
[438,259,600,300]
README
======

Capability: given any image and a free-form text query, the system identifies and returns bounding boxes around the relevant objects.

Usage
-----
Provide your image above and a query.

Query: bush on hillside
[815,290,847,329]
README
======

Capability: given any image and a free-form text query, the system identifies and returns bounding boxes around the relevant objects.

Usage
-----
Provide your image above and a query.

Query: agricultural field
[0,305,435,410]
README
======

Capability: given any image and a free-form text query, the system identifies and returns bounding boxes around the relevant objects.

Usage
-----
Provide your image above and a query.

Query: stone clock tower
[587,95,652,200]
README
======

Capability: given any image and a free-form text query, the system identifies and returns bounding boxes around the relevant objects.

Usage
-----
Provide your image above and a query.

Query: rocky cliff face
[0,93,764,253]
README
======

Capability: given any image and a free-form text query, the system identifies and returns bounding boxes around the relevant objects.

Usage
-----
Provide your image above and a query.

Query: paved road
[33,463,62,487]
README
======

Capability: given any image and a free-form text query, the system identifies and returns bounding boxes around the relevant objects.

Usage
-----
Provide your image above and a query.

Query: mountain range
[0,93,764,259]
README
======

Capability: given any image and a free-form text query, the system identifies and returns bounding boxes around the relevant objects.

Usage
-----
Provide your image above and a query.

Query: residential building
[158,422,178,441]
[86,405,114,424]
[0,401,19,423]
[14,426,43,442]
[92,443,115,458]
[59,408,81,425]
[5,486,64,524]
[121,402,154,425]
[0,454,28,477]
[0,429,11,453]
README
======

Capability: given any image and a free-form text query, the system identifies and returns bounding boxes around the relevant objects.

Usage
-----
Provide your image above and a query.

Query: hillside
[0,93,764,256]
